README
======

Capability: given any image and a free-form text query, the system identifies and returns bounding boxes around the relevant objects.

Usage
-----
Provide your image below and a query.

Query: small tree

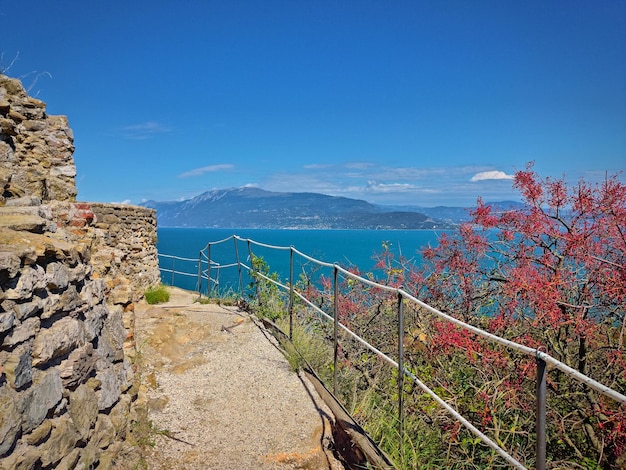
[402,163,626,468]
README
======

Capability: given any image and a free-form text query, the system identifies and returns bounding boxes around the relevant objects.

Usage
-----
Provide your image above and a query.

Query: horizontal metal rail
[158,253,217,292]
[158,253,200,263]
[225,235,626,404]
[158,268,198,278]
[249,269,527,469]
[401,290,626,404]
[159,233,626,470]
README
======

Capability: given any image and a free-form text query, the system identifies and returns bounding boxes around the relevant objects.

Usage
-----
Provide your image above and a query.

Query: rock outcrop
[0,74,160,468]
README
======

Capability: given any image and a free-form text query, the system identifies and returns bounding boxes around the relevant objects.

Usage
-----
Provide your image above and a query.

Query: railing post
[333,265,339,395]
[171,256,175,286]
[197,251,203,297]
[289,248,294,341]
[234,237,243,297]
[397,290,405,461]
[206,243,212,299]
[536,356,547,470]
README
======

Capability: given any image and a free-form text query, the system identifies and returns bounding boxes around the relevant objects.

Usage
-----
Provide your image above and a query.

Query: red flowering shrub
[277,164,625,468]
[393,163,626,468]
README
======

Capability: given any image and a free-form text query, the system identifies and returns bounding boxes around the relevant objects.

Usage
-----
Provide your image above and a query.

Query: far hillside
[141,187,524,229]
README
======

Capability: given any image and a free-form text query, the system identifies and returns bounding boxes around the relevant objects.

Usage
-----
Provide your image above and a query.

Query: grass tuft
[144,285,170,304]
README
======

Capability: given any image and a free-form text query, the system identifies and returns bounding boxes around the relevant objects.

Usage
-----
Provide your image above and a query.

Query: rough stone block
[115,359,134,393]
[84,304,108,342]
[4,344,33,388]
[80,278,106,308]
[45,262,70,290]
[95,367,121,411]
[59,342,96,388]
[11,297,43,321]
[0,251,21,277]
[3,316,40,348]
[32,317,86,366]
[57,284,83,313]
[0,444,42,469]
[97,306,126,363]
[76,444,100,470]
[54,447,81,470]
[68,383,99,440]
[0,385,21,456]
[4,196,42,207]
[20,120,45,132]
[108,284,133,306]
[69,262,89,283]
[25,419,52,445]
[49,165,76,178]
[21,368,63,433]
[39,416,80,468]
[98,441,138,469]
[0,206,49,233]
[2,264,45,300]
[91,413,116,450]
[109,393,132,439]
[0,309,15,333]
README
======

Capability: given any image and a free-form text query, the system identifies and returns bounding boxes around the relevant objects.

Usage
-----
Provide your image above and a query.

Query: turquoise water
[157,228,448,294]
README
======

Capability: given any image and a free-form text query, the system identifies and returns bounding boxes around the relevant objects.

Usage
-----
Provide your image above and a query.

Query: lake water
[157,228,449,294]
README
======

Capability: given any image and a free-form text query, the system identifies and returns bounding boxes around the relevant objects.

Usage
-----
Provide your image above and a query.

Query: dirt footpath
[133,287,345,470]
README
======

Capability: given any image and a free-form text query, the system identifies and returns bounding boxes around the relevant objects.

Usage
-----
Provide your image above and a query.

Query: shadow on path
[132,287,346,470]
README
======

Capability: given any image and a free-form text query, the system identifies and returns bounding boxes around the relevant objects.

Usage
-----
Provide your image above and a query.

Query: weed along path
[132,287,346,470]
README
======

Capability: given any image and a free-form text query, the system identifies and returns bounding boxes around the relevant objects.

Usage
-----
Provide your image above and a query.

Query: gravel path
[133,287,345,470]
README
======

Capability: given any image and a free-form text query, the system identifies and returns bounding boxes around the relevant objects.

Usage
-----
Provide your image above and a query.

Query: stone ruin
[0,73,161,468]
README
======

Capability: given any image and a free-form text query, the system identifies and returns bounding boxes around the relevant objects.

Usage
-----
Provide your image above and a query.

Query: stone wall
[0,226,136,468]
[0,75,76,203]
[0,74,160,468]
[88,203,160,306]
[50,201,160,307]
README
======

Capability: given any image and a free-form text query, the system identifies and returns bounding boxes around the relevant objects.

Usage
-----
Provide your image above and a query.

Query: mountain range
[140,187,523,229]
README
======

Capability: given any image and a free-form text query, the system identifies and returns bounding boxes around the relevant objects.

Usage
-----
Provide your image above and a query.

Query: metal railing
[158,234,626,470]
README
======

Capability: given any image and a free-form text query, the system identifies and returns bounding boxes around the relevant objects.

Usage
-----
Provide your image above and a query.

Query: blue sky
[2,1,624,207]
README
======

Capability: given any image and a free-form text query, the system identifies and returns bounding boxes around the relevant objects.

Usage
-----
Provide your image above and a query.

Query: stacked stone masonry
[0,75,76,204]
[0,74,160,468]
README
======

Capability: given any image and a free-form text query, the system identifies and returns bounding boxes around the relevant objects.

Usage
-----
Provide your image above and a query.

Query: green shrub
[278,320,333,380]
[144,285,170,304]
[248,255,286,321]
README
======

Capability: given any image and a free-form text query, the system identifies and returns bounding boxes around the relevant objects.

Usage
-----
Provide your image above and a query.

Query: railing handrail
[223,235,626,404]
[158,234,626,469]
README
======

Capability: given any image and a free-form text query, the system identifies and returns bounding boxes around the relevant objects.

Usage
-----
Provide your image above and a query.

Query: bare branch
[0,51,19,74]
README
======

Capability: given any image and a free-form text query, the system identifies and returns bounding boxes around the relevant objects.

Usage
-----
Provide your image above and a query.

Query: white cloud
[345,165,452,181]
[120,121,171,140]
[303,163,332,170]
[366,181,416,193]
[256,163,521,206]
[470,170,514,182]
[344,162,375,170]
[178,164,234,178]
[365,180,440,195]
[110,199,132,205]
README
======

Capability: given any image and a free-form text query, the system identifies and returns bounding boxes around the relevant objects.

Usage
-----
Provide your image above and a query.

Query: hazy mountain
[141,187,454,229]
[380,201,526,224]
[141,187,526,229]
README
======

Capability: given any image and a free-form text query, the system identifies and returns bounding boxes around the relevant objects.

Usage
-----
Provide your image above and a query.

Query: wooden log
[261,317,396,470]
